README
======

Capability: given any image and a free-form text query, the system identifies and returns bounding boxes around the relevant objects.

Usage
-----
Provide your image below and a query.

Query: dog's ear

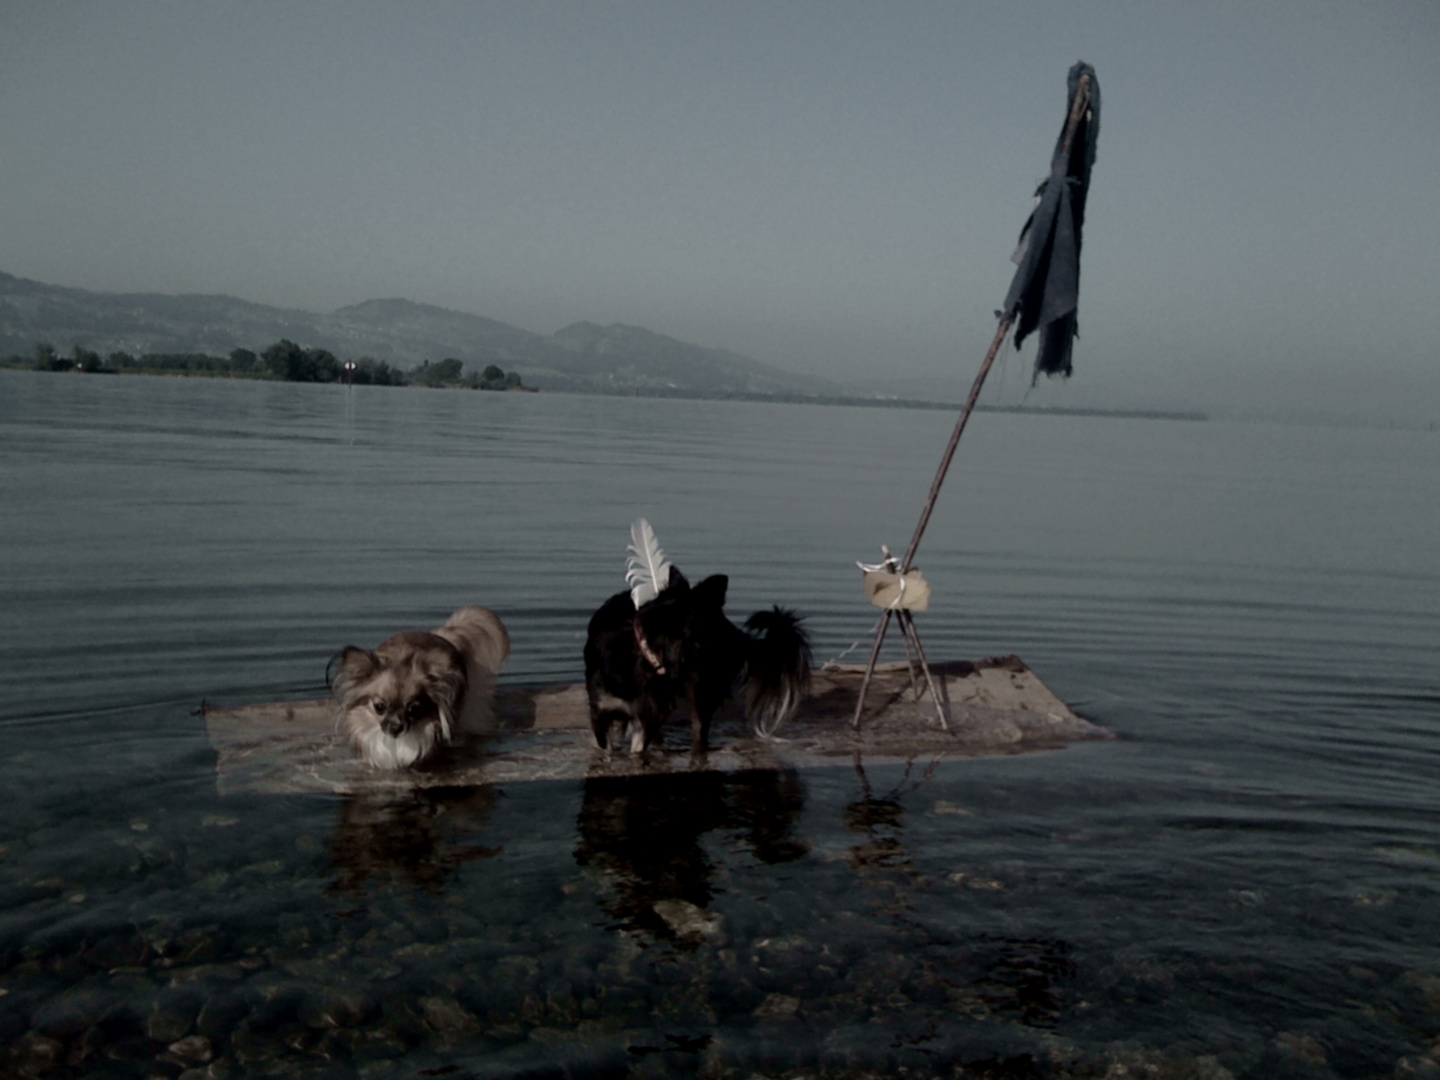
[694,574,728,609]
[329,646,378,694]
[409,647,468,743]
[664,565,689,592]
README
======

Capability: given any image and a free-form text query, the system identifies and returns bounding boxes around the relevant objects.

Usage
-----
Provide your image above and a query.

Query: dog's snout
[380,715,406,737]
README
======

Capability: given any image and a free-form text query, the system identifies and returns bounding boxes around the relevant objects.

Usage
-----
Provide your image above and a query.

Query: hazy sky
[3,2,1437,420]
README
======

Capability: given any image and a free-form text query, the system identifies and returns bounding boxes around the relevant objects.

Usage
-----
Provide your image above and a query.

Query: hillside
[0,271,833,397]
[547,322,825,395]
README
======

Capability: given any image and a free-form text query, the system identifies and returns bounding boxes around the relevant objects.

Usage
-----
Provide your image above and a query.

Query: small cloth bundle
[861,569,931,612]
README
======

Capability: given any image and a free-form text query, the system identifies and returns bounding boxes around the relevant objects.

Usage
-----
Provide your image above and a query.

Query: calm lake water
[2,368,1438,1078]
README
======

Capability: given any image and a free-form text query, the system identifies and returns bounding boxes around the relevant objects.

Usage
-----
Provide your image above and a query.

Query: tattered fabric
[1003,61,1101,382]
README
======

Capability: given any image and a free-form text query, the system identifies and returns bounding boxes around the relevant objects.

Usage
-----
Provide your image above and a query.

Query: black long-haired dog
[584,566,811,755]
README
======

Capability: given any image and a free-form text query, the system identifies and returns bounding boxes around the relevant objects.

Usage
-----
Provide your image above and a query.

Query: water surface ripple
[2,370,1439,1078]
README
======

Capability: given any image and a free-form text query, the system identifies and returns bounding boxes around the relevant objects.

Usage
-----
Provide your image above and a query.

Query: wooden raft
[202,656,1112,796]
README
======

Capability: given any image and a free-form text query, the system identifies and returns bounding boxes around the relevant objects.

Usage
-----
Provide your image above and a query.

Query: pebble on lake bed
[752,993,801,1021]
[652,899,724,943]
[1275,1031,1328,1066]
[164,1034,215,1066]
[949,871,1005,890]
[419,994,482,1040]
[931,800,973,816]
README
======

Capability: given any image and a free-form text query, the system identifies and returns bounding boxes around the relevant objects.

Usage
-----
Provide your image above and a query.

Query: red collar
[633,617,666,674]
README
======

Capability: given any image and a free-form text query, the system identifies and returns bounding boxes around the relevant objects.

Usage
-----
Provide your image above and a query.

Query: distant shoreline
[549,383,1208,421]
[0,364,1206,421]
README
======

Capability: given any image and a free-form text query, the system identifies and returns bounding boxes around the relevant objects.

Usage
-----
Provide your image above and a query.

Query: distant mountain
[0,271,835,396]
[319,298,563,372]
[546,321,830,395]
[0,272,327,360]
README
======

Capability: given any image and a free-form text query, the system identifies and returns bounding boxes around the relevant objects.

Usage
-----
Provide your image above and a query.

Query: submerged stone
[297,986,372,1030]
[29,984,120,1038]
[653,899,725,944]
[147,989,197,1042]
[418,994,481,1040]
[752,992,801,1021]
[165,1034,215,1066]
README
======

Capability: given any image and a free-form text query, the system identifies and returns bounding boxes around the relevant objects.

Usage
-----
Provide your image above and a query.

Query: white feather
[625,518,673,608]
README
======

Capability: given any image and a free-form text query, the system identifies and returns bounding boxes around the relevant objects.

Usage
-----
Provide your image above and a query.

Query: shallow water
[2,369,1439,1078]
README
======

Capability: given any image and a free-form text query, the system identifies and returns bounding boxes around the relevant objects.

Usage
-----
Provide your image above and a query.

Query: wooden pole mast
[851,73,1093,729]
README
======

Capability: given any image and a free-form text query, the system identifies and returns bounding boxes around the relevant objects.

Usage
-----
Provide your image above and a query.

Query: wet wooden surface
[203,655,1113,795]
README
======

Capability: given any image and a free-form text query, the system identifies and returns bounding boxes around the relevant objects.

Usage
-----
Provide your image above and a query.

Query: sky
[2,1,1438,422]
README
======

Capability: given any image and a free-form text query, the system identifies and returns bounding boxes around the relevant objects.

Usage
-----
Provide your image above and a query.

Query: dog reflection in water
[329,787,500,894]
[329,606,510,770]
[573,769,808,937]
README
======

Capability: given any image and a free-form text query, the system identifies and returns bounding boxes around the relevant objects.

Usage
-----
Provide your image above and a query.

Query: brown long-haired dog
[329,606,510,770]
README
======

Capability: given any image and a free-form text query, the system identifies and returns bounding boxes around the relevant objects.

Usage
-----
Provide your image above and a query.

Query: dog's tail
[437,606,511,672]
[436,606,511,734]
[740,607,812,738]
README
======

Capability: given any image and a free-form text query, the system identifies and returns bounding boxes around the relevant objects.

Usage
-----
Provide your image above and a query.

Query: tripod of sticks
[850,70,1095,730]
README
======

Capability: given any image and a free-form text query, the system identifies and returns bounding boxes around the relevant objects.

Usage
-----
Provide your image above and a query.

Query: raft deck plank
[203,655,1112,796]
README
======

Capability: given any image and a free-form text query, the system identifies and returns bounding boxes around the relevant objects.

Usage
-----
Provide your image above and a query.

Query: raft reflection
[328,786,501,894]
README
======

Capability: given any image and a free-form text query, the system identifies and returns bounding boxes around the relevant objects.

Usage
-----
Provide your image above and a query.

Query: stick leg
[850,611,893,729]
[896,614,922,702]
[899,611,947,730]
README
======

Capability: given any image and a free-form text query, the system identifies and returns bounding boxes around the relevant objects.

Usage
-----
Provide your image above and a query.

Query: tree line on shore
[6,340,527,391]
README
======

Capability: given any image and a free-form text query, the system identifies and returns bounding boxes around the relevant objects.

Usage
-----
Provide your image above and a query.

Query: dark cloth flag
[1003,62,1100,382]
